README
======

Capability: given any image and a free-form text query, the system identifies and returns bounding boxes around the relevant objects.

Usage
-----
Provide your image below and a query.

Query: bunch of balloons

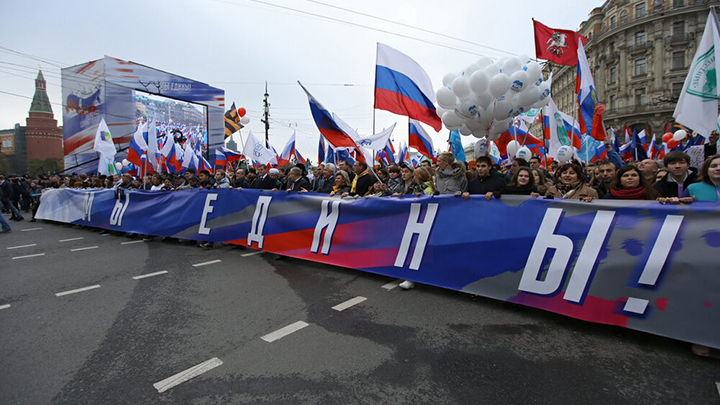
[237,107,250,125]
[436,55,550,141]
[661,129,687,149]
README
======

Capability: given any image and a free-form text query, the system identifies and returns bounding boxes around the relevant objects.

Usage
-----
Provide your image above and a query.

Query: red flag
[533,19,587,67]
[590,103,607,141]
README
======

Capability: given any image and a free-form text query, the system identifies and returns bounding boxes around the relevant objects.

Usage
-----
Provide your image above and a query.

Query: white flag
[147,116,159,170]
[93,118,117,175]
[673,9,720,138]
[243,130,278,165]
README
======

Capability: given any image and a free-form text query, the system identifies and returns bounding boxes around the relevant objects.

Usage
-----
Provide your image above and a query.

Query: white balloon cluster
[436,55,549,141]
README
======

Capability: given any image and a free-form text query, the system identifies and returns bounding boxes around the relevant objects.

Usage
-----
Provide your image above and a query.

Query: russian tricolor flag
[299,81,366,163]
[375,43,442,131]
[127,122,148,168]
[408,119,436,162]
[619,141,634,161]
[278,131,303,167]
[576,41,602,140]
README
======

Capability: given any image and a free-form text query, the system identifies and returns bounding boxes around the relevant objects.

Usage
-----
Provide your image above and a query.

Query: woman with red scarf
[602,165,660,200]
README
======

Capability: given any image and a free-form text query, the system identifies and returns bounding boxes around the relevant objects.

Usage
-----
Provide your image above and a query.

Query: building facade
[548,0,720,138]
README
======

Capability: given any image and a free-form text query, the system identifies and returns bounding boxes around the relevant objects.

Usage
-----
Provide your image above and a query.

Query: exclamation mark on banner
[623,215,684,315]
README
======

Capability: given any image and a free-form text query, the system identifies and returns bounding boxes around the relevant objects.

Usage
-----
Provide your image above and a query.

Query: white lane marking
[59,237,84,242]
[192,259,222,267]
[241,251,264,257]
[12,253,45,260]
[133,271,168,280]
[381,280,402,290]
[101,233,110,236]
[153,357,223,393]
[55,284,101,297]
[20,227,42,232]
[332,296,367,312]
[6,244,37,250]
[0,304,10,310]
[261,321,309,343]
[120,240,145,245]
[716,382,720,398]
[70,245,99,252]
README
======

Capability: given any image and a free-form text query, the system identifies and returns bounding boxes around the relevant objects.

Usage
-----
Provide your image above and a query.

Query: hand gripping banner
[37,188,720,349]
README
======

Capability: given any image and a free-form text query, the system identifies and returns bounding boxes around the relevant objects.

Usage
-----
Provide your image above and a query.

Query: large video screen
[133,90,208,154]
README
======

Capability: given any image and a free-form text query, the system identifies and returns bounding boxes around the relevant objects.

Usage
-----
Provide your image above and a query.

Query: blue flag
[448,130,466,162]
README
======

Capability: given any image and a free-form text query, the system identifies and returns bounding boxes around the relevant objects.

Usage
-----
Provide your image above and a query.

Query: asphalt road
[1,215,718,405]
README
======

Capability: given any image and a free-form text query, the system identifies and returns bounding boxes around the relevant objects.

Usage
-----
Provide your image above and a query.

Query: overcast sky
[0,0,600,160]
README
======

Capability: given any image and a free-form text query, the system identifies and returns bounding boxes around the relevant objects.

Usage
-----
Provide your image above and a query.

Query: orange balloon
[662,132,673,143]
[237,107,247,117]
[667,139,680,149]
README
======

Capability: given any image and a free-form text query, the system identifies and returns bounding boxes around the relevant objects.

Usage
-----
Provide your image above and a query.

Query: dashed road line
[12,253,45,260]
[70,246,99,252]
[133,271,168,280]
[20,227,42,232]
[55,284,101,297]
[0,304,10,310]
[261,321,309,343]
[192,259,222,267]
[153,357,223,393]
[716,382,720,398]
[381,280,402,290]
[6,244,37,250]
[120,240,145,245]
[332,296,367,312]
[59,237,84,242]
[241,251,264,257]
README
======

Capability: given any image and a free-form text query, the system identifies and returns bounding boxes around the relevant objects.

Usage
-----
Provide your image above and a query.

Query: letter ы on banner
[518,208,615,303]
[311,200,341,255]
[394,203,439,270]
[110,191,130,227]
[248,196,272,249]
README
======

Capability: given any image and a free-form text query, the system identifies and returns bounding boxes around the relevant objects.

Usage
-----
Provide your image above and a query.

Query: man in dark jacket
[463,156,506,199]
[653,151,699,198]
[251,165,276,190]
[349,161,376,196]
[0,175,24,220]
[283,167,312,192]
[233,169,250,188]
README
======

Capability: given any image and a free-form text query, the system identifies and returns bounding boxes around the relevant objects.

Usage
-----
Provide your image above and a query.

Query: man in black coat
[0,175,24,220]
[463,156,506,199]
[251,165,277,190]
[653,151,699,198]
[349,160,377,196]
[283,167,312,192]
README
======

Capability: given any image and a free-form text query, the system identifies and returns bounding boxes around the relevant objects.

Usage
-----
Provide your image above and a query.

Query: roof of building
[29,69,53,114]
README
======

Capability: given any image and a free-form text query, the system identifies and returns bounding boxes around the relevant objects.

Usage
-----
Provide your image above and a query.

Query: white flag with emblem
[243,130,278,165]
[93,118,117,175]
[673,9,720,138]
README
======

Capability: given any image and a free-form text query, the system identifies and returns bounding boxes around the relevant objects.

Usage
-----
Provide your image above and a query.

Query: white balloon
[476,56,493,69]
[471,131,485,139]
[469,70,489,95]
[535,82,551,107]
[122,159,130,166]
[442,110,464,128]
[515,146,532,161]
[509,71,528,93]
[436,87,457,109]
[241,116,250,124]
[451,76,471,98]
[518,84,540,105]
[673,129,687,141]
[489,73,511,97]
[459,125,473,136]
[493,99,513,120]
[457,97,479,118]
[463,63,480,77]
[488,131,502,141]
[474,139,488,156]
[484,63,500,78]
[442,73,458,87]
[502,57,522,74]
[523,61,542,85]
[492,119,510,134]
[518,54,530,64]
[476,91,494,109]
[436,107,450,117]
[557,145,574,163]
[115,162,123,171]
[506,140,521,157]
[466,118,482,131]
